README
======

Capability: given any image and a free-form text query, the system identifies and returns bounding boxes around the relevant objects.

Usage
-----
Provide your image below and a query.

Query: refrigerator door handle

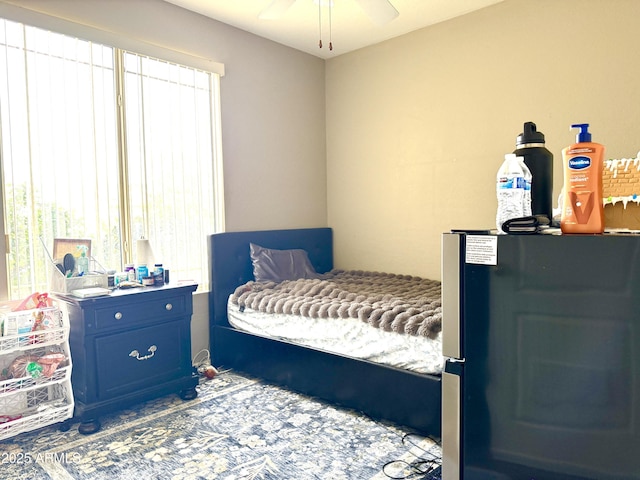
[441,233,462,359]
[447,357,465,364]
[442,369,461,480]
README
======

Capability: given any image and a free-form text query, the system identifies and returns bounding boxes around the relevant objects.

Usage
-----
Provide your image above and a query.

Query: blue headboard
[208,228,333,327]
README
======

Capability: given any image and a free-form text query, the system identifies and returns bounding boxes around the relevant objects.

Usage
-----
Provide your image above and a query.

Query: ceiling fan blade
[354,0,399,26]
[258,0,297,20]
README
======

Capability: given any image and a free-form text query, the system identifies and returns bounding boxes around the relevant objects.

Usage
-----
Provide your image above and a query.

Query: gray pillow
[249,243,319,283]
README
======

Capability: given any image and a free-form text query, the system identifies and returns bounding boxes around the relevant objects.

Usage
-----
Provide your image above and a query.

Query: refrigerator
[441,232,640,480]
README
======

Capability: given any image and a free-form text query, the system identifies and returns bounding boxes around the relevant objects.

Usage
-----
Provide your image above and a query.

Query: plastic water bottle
[496,153,529,234]
[519,156,532,217]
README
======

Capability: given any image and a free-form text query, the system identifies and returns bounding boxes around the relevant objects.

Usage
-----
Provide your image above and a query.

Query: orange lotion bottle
[560,123,605,234]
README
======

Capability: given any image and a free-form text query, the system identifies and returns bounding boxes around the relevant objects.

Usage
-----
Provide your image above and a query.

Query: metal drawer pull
[165,303,172,311]
[114,312,123,320]
[129,345,157,361]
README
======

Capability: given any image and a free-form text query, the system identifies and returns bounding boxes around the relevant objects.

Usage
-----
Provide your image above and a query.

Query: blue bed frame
[208,227,441,437]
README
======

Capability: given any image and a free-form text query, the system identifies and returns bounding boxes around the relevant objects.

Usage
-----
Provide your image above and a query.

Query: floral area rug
[1,370,441,479]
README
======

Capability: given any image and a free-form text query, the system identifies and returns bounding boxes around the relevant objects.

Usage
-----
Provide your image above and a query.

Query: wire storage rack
[0,306,74,440]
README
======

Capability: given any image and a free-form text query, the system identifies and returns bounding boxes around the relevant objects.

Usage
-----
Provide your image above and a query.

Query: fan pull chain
[318,0,322,48]
[329,0,333,51]
[318,1,333,51]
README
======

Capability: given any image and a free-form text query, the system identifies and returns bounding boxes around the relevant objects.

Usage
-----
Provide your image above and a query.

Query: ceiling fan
[259,0,399,26]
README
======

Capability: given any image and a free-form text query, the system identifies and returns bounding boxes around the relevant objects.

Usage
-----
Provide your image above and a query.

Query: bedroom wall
[325,0,640,281]
[0,0,327,355]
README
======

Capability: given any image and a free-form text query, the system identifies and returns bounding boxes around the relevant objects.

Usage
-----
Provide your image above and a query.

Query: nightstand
[54,283,199,434]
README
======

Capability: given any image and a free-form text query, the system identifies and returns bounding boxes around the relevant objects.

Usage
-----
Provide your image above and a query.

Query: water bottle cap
[516,121,545,145]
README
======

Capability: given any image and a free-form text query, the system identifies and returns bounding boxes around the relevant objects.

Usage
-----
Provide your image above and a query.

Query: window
[0,18,223,299]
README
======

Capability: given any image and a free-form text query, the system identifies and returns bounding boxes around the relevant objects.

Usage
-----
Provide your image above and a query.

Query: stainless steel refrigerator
[441,232,640,480]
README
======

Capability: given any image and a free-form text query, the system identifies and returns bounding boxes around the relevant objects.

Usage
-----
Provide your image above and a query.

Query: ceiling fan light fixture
[258,0,296,20]
[354,0,399,26]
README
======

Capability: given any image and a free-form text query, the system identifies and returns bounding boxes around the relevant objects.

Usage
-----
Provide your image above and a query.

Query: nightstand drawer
[94,294,187,330]
[94,321,188,399]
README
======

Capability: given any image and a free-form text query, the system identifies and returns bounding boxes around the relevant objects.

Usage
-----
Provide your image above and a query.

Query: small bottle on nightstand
[125,264,136,282]
[153,264,164,286]
[137,264,148,283]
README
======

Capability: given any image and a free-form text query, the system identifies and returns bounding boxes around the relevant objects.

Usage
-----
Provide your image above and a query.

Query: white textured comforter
[228,298,444,375]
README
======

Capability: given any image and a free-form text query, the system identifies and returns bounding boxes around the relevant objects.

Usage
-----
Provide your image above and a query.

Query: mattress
[228,298,444,375]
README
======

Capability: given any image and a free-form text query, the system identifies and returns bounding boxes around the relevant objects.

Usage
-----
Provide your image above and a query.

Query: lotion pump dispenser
[560,123,605,234]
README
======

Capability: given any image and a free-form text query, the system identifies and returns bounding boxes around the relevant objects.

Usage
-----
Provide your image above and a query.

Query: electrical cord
[382,433,442,479]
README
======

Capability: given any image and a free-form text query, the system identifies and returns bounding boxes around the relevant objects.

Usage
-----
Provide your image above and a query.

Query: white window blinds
[0,18,223,299]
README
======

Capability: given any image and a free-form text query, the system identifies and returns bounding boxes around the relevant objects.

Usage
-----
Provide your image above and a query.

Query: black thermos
[514,122,553,222]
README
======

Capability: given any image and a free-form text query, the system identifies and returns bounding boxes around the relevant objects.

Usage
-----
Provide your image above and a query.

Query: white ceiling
[163,0,504,59]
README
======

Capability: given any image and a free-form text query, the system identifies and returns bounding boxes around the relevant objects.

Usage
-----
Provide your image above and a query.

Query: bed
[208,228,442,437]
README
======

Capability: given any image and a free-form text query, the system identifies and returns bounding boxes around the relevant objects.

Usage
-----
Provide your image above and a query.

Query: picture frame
[53,238,91,261]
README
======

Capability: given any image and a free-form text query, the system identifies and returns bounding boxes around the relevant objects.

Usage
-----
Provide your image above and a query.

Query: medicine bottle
[125,264,136,282]
[154,263,164,286]
[137,264,149,283]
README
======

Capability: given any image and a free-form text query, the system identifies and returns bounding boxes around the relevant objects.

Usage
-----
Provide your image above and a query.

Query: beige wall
[326,0,640,280]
